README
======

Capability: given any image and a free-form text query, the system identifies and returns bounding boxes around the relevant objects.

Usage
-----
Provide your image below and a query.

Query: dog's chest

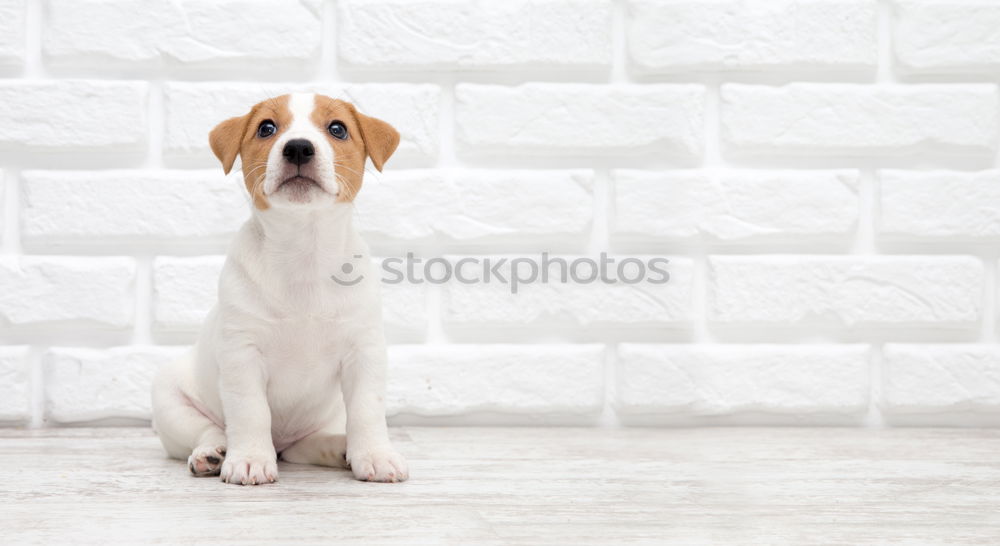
[260,313,350,361]
[257,317,350,435]
[250,270,377,376]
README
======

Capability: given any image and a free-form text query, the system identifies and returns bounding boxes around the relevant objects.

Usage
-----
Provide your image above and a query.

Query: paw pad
[188,445,227,477]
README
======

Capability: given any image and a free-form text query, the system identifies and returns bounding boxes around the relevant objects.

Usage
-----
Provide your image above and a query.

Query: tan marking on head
[208,95,293,210]
[310,95,400,202]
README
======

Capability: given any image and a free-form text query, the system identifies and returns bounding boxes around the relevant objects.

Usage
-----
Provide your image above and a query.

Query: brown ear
[353,110,400,172]
[209,114,249,175]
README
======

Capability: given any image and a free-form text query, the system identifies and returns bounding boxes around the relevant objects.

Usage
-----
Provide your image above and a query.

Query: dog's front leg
[217,346,278,485]
[342,343,409,482]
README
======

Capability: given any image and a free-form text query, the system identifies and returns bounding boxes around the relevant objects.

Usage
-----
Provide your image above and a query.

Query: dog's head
[208,93,399,210]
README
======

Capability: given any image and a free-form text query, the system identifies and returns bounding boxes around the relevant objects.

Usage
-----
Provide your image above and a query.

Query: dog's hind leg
[151,353,227,477]
[280,421,349,469]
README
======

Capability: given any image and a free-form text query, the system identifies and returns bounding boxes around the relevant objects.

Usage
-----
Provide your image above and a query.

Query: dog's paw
[188,445,227,477]
[348,448,408,483]
[219,451,278,485]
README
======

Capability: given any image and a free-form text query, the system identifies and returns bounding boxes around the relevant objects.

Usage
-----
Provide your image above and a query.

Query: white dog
[151,93,408,485]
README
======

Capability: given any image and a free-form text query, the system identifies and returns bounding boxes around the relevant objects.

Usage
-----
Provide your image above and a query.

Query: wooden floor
[0,427,998,545]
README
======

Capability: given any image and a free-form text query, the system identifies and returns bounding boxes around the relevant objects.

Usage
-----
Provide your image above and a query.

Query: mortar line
[695,76,722,346]
[28,345,45,428]
[702,78,723,169]
[589,169,611,255]
[319,0,338,82]
[593,168,618,427]
[145,81,166,170]
[438,78,458,170]
[982,258,997,345]
[865,343,886,428]
[865,0,892,429]
[23,0,44,79]
[132,256,154,345]
[876,0,896,85]
[858,168,881,427]
[610,0,628,84]
[984,83,1000,345]
[855,169,877,256]
[598,344,620,427]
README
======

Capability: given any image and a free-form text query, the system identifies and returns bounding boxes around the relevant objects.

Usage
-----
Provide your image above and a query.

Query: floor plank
[0,427,998,545]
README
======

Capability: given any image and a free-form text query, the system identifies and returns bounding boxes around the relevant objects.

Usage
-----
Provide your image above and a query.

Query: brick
[0,346,31,422]
[894,1,1000,73]
[44,346,186,423]
[21,170,247,244]
[0,0,25,67]
[627,0,876,73]
[441,256,692,327]
[613,170,858,242]
[152,256,225,332]
[878,170,1000,240]
[455,84,705,159]
[164,82,440,165]
[709,256,983,328]
[617,344,869,417]
[338,0,612,70]
[386,344,604,418]
[721,84,999,155]
[883,344,1000,413]
[356,170,593,242]
[379,275,429,339]
[345,84,441,165]
[44,0,320,67]
[0,81,147,151]
[153,256,428,334]
[0,257,134,328]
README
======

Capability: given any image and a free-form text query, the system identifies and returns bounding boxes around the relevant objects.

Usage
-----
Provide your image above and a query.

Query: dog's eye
[328,121,348,140]
[257,120,277,138]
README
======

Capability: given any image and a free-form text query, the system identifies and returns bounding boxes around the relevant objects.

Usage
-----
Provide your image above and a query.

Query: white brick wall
[2,81,148,150]
[883,344,1000,415]
[709,256,984,329]
[0,346,31,422]
[613,170,859,242]
[338,0,613,70]
[442,257,694,328]
[386,344,605,421]
[0,0,25,68]
[878,171,1000,240]
[355,170,594,243]
[627,0,878,73]
[1,0,998,428]
[617,344,870,422]
[893,0,1000,74]
[44,346,188,423]
[21,170,246,246]
[455,84,705,159]
[721,84,999,156]
[45,0,322,69]
[0,257,135,328]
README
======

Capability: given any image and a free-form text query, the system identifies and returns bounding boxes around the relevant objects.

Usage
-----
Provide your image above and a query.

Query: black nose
[282,138,315,166]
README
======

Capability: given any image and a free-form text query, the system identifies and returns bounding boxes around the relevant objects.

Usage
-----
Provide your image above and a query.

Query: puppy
[151,93,407,485]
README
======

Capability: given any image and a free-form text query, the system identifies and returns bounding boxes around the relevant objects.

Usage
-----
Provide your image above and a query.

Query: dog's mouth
[278,175,320,189]
[276,175,323,202]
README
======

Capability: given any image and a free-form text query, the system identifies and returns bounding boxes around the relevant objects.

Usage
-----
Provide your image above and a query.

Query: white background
[1,0,999,428]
